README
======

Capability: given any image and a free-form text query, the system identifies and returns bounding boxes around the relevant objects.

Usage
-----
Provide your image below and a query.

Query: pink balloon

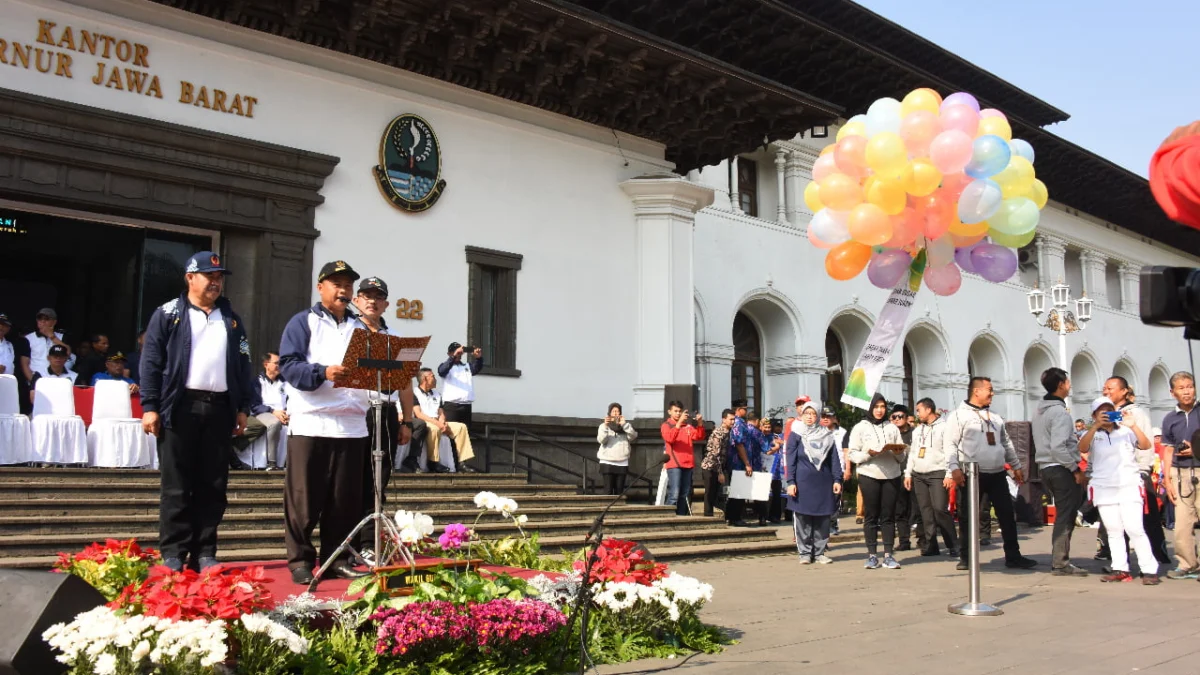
[808,222,834,249]
[812,153,839,183]
[885,207,923,248]
[979,108,1006,120]
[940,104,980,136]
[899,110,939,157]
[928,130,973,174]
[939,172,973,200]
[925,262,963,296]
[834,135,869,179]
[941,92,980,113]
[918,192,953,240]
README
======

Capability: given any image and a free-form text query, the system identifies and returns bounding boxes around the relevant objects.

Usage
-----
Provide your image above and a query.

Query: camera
[458,344,476,353]
[1140,266,1200,328]
[1105,410,1123,423]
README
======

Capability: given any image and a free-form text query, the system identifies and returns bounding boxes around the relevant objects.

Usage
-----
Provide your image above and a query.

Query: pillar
[1036,234,1067,290]
[696,344,734,421]
[1119,263,1140,314]
[788,147,819,225]
[728,156,742,214]
[621,176,715,419]
[1079,249,1108,306]
[774,148,788,224]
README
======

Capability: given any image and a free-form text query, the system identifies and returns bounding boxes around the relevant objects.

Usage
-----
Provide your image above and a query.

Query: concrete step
[0,493,617,518]
[0,481,582,500]
[0,468,532,486]
[0,523,778,559]
[0,504,678,534]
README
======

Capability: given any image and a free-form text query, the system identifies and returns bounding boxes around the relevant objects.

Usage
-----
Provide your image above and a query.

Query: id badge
[986,431,997,446]
[918,447,926,459]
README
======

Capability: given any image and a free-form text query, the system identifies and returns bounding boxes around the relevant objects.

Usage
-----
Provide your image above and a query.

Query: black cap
[0,313,10,327]
[358,276,388,298]
[107,351,127,362]
[184,251,231,275]
[447,341,462,355]
[36,307,57,320]
[820,407,836,417]
[48,344,68,357]
[318,260,359,283]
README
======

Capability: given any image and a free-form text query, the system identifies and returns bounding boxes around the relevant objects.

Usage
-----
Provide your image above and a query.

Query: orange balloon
[835,135,869,179]
[918,191,954,240]
[940,172,973,200]
[819,173,863,212]
[948,217,989,237]
[820,144,836,156]
[848,203,893,246]
[951,231,987,247]
[825,241,873,281]
[885,207,923,248]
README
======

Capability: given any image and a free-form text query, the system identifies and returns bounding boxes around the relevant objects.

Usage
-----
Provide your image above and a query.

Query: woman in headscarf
[847,393,905,569]
[786,402,844,564]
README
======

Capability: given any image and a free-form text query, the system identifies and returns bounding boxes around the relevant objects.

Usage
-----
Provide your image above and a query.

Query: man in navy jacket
[140,251,254,573]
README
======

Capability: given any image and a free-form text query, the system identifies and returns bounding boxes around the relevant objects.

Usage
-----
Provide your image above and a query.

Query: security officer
[278,260,372,584]
[350,276,414,557]
[140,251,254,573]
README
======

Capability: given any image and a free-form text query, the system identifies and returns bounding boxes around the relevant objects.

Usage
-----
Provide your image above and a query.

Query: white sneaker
[799,558,813,564]
[815,555,834,565]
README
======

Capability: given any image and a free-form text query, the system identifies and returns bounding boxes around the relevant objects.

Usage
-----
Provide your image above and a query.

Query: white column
[621,176,716,419]
[790,148,818,225]
[1079,250,1107,306]
[728,156,742,214]
[1119,262,1141,314]
[774,148,788,224]
[1036,234,1067,289]
[696,344,734,420]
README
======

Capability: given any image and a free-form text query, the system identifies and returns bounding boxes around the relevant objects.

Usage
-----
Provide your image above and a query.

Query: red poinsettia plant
[53,538,161,601]
[111,564,274,621]
[573,539,668,586]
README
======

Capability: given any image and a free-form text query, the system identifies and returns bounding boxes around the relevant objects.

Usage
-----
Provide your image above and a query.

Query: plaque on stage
[336,329,430,390]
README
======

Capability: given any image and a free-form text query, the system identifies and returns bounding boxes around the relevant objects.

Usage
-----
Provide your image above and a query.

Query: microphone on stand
[336,295,353,304]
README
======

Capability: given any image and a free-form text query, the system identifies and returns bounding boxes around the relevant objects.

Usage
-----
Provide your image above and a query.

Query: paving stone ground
[595,517,1200,675]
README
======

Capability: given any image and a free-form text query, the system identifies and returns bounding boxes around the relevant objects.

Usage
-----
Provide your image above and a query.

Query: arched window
[732,312,763,414]
[902,346,915,411]
[823,329,844,406]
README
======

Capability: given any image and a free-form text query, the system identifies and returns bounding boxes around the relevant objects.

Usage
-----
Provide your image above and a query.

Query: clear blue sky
[854,0,1200,177]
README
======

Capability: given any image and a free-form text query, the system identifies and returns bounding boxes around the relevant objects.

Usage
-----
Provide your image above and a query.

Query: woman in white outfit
[1080,396,1160,585]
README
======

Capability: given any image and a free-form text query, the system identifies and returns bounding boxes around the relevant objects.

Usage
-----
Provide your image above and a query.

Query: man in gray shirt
[1032,367,1087,576]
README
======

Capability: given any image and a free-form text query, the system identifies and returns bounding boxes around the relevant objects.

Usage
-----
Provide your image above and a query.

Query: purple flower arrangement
[372,598,566,662]
[438,523,471,550]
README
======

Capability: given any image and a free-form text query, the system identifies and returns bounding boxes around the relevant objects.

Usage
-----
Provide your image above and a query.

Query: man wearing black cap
[140,251,255,573]
[438,342,483,432]
[278,260,372,584]
[0,313,33,414]
[351,276,414,555]
[29,344,78,394]
[91,352,139,395]
[25,307,74,376]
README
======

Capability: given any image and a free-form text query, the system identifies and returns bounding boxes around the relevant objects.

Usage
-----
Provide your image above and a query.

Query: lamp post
[1026,282,1093,371]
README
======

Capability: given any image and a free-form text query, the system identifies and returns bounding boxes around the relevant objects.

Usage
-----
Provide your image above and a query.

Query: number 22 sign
[395,299,424,320]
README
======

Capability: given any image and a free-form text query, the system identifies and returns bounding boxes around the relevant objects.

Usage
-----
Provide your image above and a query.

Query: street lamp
[1027,281,1092,371]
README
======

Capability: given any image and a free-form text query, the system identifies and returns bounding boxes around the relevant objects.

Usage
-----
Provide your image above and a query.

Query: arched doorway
[1022,344,1055,418]
[902,346,915,411]
[1070,352,1100,408]
[967,334,1009,415]
[732,312,763,414]
[904,322,953,411]
[823,329,845,405]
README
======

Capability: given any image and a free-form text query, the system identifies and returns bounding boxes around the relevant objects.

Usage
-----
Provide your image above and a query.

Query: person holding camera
[1160,371,1200,579]
[661,401,705,516]
[597,403,638,495]
[1082,397,1159,584]
[438,342,482,433]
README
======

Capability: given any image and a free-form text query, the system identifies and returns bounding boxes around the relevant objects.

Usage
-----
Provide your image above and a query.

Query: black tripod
[559,454,668,674]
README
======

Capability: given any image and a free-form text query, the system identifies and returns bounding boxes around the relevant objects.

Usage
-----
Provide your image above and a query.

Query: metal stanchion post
[948,462,1002,617]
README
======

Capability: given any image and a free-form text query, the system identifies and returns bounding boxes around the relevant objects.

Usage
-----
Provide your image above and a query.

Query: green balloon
[988,197,1040,235]
[988,227,1037,248]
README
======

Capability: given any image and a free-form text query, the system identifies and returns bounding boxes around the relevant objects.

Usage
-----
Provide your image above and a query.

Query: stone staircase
[0,468,855,568]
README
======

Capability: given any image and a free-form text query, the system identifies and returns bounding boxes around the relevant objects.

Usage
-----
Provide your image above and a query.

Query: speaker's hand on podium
[325,364,348,382]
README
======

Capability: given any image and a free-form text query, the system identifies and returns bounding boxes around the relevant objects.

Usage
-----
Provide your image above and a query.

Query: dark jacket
[785,431,843,517]
[139,292,255,429]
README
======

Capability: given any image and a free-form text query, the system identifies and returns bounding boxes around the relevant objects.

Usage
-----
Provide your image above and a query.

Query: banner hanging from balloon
[842,253,927,409]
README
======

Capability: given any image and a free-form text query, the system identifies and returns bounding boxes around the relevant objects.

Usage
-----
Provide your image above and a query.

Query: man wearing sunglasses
[891,405,924,552]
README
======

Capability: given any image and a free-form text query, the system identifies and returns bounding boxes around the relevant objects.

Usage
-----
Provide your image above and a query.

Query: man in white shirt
[437,341,483,431]
[140,251,254,573]
[28,344,78,398]
[412,367,476,473]
[234,352,289,469]
[25,307,74,375]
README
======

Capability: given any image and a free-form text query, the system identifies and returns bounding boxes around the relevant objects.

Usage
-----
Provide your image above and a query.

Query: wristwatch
[401,421,413,429]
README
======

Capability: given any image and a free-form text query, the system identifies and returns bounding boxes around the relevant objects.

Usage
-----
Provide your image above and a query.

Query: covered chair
[88,380,155,468]
[0,374,34,465]
[31,378,88,465]
[235,431,288,470]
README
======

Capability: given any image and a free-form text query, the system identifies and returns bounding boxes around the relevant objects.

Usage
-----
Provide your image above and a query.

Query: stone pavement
[597,518,1200,675]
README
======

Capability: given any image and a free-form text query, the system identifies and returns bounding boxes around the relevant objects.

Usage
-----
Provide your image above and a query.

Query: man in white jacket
[943,376,1037,571]
[904,398,958,557]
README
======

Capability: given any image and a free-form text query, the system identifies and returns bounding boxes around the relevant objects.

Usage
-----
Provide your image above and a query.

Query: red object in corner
[1150,123,1200,231]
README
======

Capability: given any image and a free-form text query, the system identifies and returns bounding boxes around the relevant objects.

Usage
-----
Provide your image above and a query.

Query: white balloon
[926,233,955,268]
[811,209,851,245]
[1009,138,1036,164]
[865,98,902,137]
[957,178,1003,224]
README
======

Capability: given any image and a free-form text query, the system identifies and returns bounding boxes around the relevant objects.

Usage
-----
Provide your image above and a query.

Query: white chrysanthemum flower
[131,639,151,661]
[93,652,117,675]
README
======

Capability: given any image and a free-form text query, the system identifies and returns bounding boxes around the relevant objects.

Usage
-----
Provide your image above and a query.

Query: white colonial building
[0,0,1194,429]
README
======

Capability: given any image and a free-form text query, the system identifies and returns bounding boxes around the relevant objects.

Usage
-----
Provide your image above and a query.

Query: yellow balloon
[900,88,942,117]
[949,218,990,237]
[1027,178,1049,209]
[977,116,1012,141]
[837,121,867,141]
[988,227,1037,249]
[804,180,825,213]
[818,173,863,212]
[820,144,836,157]
[864,178,907,215]
[864,133,908,180]
[993,156,1036,199]
[900,159,942,197]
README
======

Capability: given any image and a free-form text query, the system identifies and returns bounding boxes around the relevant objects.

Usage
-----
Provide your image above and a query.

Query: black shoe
[1094,551,1112,562]
[428,463,452,474]
[458,464,479,473]
[1005,556,1038,569]
[291,566,314,584]
[398,461,420,474]
[896,542,912,552]
[956,560,969,571]
[980,538,992,547]
[730,520,751,528]
[921,549,941,557]
[947,549,961,557]
[325,564,370,580]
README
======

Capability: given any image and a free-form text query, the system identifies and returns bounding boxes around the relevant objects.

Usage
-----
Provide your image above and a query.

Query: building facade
[0,0,1195,428]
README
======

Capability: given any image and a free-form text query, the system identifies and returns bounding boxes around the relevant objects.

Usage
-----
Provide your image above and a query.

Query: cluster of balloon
[807,89,1048,296]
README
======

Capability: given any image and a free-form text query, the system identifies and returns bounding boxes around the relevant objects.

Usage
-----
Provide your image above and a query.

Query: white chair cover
[30,378,87,465]
[235,432,288,470]
[409,435,456,473]
[88,380,154,468]
[0,375,35,465]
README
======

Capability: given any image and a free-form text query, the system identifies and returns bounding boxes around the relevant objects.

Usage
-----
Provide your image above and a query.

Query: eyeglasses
[890,414,905,420]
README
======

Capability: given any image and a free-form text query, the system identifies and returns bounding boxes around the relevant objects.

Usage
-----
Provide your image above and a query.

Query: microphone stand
[559,441,671,675]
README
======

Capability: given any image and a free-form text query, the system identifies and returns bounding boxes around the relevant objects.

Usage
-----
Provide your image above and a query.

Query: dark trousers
[359,403,398,546]
[400,418,427,468]
[442,401,472,430]
[895,484,923,548]
[601,466,627,496]
[284,435,367,569]
[958,470,1021,563]
[860,475,900,555]
[767,479,784,522]
[1040,465,1083,568]
[912,471,957,553]
[158,393,232,561]
[703,469,723,517]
